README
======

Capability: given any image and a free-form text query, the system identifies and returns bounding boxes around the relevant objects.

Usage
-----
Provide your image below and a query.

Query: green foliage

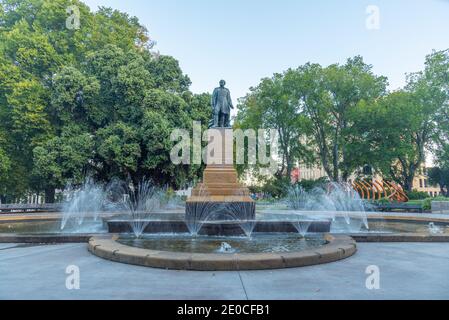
[260,176,291,199]
[374,198,391,206]
[420,196,449,211]
[287,57,388,182]
[237,50,448,193]
[422,198,432,211]
[236,56,388,184]
[32,125,94,189]
[235,73,313,178]
[407,190,430,200]
[0,0,210,202]
[0,0,448,204]
[428,167,449,197]
[295,177,328,192]
[432,196,449,201]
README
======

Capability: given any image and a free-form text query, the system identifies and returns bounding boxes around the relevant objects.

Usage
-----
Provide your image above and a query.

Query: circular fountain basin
[88,234,357,271]
[0,219,106,234]
[118,233,327,254]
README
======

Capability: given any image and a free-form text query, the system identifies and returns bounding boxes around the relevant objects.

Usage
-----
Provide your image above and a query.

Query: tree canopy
[0,0,210,202]
[236,51,449,192]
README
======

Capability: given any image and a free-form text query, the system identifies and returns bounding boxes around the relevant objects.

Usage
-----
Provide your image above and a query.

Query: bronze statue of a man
[211,80,234,128]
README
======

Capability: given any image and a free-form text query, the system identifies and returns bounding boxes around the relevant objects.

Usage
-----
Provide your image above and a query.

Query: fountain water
[217,242,235,254]
[60,179,107,232]
[428,222,443,235]
[185,187,256,237]
[116,179,162,238]
[185,185,221,236]
[291,219,312,237]
[223,190,257,238]
[158,186,186,211]
[286,183,369,233]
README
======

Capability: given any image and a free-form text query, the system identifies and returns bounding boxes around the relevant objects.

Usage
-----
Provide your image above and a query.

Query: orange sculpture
[352,180,408,203]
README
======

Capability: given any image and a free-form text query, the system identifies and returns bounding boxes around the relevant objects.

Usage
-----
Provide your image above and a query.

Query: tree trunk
[342,171,349,183]
[286,152,293,182]
[332,143,339,182]
[403,175,414,193]
[45,187,55,204]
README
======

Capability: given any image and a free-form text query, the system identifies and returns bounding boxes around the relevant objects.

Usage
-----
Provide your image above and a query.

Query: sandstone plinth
[186,129,255,221]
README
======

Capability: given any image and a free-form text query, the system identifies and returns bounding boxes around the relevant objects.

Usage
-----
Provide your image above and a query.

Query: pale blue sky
[83,0,449,106]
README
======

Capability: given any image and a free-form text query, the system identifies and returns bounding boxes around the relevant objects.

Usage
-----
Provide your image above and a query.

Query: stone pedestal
[186,128,255,221]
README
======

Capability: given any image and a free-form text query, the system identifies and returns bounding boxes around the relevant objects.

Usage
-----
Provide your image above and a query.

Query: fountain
[291,219,312,237]
[225,198,257,238]
[118,180,162,238]
[60,179,108,233]
[185,185,221,236]
[285,183,369,234]
[217,242,235,254]
[428,222,443,235]
[86,128,352,271]
[3,83,449,272]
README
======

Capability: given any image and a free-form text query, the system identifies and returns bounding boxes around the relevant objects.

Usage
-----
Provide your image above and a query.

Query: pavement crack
[0,244,42,251]
[237,271,249,300]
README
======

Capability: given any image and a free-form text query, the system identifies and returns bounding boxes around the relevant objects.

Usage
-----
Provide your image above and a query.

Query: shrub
[422,198,432,211]
[407,190,430,200]
[296,177,328,192]
[261,177,291,199]
[422,196,449,211]
[374,198,391,205]
[432,196,449,202]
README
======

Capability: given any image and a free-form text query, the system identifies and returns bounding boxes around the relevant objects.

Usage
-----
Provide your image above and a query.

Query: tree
[0,137,11,202]
[235,73,312,180]
[388,51,447,191]
[286,57,387,182]
[32,125,94,202]
[428,167,449,197]
[349,51,448,191]
[0,0,211,202]
[429,50,449,170]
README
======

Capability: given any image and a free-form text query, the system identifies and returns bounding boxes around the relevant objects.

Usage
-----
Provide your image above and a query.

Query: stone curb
[0,233,93,243]
[88,234,357,271]
[352,233,449,243]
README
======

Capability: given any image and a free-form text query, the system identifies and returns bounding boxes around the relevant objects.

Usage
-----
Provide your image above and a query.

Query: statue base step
[185,200,255,221]
[185,128,255,221]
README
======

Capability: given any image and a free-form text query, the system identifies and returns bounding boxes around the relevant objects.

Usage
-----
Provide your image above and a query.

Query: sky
[82,0,449,109]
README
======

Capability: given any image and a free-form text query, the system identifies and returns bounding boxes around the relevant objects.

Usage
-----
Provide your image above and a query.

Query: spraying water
[60,179,107,232]
[185,185,221,236]
[115,179,162,238]
[286,183,369,233]
[224,190,257,238]
[291,219,312,237]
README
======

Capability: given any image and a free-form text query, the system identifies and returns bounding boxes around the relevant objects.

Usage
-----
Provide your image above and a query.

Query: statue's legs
[223,114,230,127]
[213,111,219,128]
[216,112,230,127]
[218,112,224,127]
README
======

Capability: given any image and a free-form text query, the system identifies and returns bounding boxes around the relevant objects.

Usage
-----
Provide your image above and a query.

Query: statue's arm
[211,88,217,108]
[228,89,234,109]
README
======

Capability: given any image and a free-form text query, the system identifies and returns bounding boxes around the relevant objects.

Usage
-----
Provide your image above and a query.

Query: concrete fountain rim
[87,234,357,271]
[2,214,449,244]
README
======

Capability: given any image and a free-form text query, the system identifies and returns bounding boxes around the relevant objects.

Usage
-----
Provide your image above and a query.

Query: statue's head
[219,80,226,87]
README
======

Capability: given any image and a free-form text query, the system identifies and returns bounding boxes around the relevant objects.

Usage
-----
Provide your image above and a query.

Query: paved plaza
[1,242,448,300]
